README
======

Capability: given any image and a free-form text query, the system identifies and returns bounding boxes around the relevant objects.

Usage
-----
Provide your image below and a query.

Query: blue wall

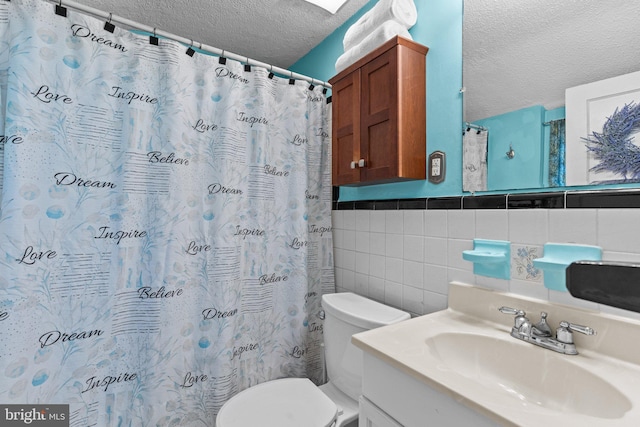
[475,106,545,191]
[471,105,570,192]
[290,0,464,201]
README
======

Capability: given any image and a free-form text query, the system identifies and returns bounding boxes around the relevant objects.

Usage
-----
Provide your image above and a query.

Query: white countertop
[352,282,640,427]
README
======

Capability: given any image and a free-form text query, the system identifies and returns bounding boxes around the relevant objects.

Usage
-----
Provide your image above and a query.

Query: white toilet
[216,292,410,427]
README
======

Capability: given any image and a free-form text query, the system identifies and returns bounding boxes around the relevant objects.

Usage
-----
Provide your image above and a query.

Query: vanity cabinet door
[359,396,404,427]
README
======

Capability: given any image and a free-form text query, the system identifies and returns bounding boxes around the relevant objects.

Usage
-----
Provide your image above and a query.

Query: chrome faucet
[498,306,596,355]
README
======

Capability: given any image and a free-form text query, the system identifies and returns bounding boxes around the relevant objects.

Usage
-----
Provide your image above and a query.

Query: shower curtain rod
[44,0,332,89]
[464,122,487,131]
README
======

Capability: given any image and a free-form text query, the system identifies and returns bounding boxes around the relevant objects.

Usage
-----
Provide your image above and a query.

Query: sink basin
[353,282,640,426]
[425,332,631,419]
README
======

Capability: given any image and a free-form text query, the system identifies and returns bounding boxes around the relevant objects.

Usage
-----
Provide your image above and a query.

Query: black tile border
[332,189,640,211]
[354,201,376,210]
[462,194,506,209]
[373,200,398,210]
[507,192,565,209]
[336,201,354,210]
[427,197,462,210]
[566,189,640,208]
[399,198,427,210]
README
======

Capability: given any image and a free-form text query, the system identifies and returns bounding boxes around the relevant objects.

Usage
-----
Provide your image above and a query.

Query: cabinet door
[359,47,399,183]
[332,70,361,186]
[359,396,403,427]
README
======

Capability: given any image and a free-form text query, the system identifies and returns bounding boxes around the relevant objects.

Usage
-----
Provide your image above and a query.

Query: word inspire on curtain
[0,0,334,425]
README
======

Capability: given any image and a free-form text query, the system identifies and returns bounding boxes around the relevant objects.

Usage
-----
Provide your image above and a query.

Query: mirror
[463,0,640,191]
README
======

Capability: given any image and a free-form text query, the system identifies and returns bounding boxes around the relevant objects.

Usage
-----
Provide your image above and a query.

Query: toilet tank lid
[322,292,410,329]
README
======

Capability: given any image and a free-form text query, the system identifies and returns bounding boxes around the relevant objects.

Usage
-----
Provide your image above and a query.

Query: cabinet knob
[358,158,366,168]
[350,161,357,169]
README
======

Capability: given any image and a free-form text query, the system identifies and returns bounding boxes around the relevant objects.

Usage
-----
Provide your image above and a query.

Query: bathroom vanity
[352,282,640,426]
[357,353,497,427]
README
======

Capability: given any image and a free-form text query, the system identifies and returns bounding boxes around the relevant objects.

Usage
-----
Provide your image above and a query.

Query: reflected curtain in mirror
[548,119,566,187]
[462,128,488,192]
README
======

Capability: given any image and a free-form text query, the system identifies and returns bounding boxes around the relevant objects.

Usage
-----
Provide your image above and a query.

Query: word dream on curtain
[0,0,334,425]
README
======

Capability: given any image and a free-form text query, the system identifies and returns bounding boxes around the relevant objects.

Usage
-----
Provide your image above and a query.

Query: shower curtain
[0,1,334,425]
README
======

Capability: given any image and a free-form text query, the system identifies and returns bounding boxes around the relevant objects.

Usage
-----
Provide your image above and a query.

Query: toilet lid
[216,378,337,427]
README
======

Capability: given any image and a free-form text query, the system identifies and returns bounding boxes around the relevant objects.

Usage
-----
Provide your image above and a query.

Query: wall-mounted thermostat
[428,151,446,183]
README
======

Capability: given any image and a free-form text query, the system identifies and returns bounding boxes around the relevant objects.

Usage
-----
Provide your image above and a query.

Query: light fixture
[302,0,349,14]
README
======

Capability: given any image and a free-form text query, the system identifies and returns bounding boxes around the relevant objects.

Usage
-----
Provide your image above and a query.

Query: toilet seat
[216,378,338,427]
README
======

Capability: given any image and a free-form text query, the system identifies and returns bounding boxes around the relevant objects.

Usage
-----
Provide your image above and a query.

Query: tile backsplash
[332,191,640,321]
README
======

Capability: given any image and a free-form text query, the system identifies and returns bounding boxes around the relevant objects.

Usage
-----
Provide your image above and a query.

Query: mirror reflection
[463,0,640,192]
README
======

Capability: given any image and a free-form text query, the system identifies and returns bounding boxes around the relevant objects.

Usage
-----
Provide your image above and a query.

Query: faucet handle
[556,320,596,344]
[498,306,528,329]
[560,321,596,336]
[498,306,525,316]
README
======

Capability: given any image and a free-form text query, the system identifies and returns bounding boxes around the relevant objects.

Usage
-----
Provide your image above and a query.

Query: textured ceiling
[74,0,369,69]
[63,0,640,122]
[464,0,640,122]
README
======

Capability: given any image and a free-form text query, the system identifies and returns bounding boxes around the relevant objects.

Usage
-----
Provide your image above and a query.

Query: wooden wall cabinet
[329,36,428,187]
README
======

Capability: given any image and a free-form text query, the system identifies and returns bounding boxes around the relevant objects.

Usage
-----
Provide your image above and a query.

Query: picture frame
[566,70,640,186]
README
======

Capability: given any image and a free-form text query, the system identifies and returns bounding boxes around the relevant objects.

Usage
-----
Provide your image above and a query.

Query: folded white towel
[335,20,412,73]
[343,0,417,52]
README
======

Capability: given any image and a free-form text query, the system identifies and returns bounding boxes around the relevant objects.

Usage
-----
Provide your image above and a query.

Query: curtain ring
[104,12,115,33]
[186,39,195,57]
[198,42,202,50]
[55,0,67,17]
[149,27,159,45]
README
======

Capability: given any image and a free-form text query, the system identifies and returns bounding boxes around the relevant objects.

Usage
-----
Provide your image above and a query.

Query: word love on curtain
[0,0,334,425]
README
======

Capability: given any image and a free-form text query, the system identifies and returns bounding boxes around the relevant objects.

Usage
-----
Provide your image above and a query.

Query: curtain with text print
[0,1,334,425]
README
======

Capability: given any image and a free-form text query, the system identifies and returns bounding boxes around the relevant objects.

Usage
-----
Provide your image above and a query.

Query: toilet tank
[321,292,410,401]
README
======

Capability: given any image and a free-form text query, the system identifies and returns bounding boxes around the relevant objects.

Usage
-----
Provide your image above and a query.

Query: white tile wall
[332,208,640,321]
